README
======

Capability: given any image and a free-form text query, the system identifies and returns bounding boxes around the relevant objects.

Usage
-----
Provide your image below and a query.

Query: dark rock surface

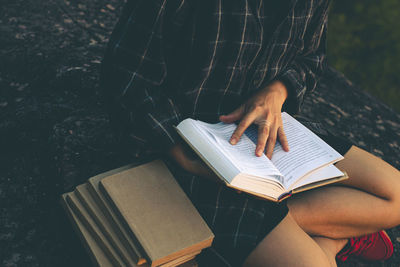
[1,0,399,266]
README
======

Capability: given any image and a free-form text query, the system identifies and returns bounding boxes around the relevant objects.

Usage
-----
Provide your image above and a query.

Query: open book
[176,112,348,202]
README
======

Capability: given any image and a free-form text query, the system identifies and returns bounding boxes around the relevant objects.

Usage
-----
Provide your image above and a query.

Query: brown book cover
[62,193,199,267]
[60,194,115,267]
[66,192,124,266]
[87,165,147,265]
[75,183,140,266]
[99,160,214,267]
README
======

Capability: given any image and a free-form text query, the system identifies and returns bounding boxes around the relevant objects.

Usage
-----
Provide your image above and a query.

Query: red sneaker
[337,230,393,261]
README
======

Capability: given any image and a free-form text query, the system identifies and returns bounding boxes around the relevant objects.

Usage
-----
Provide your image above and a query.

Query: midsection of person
[99,1,377,266]
[100,0,325,145]
[164,0,298,122]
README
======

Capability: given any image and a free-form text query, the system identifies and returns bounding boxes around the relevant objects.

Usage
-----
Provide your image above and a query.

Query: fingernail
[230,137,237,145]
[256,150,262,157]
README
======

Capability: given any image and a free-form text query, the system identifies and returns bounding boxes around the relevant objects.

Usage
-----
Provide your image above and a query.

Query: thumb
[219,106,244,123]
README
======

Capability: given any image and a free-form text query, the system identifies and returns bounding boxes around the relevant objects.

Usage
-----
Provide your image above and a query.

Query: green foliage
[328,0,400,112]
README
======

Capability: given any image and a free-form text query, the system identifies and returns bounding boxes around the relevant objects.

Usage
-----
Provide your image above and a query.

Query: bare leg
[244,146,399,266]
[312,236,348,266]
[288,146,400,239]
[243,213,338,267]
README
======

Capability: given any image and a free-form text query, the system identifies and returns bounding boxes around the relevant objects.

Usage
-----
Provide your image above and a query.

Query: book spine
[278,191,293,202]
[60,195,103,267]
[86,182,144,264]
[66,194,124,267]
[75,188,135,266]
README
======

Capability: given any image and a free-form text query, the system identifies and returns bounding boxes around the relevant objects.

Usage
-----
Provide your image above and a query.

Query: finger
[266,125,278,159]
[278,127,289,152]
[219,106,244,123]
[255,122,270,157]
[230,112,257,145]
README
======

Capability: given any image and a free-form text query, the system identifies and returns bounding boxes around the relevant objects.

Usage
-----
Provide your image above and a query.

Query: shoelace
[337,233,376,261]
[351,233,376,257]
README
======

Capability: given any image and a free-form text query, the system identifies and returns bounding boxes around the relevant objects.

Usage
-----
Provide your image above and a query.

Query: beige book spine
[66,193,124,267]
[75,184,139,266]
[87,177,147,264]
[60,194,114,267]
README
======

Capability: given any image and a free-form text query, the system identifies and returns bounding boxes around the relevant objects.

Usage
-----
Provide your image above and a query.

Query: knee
[383,198,400,229]
[382,173,400,228]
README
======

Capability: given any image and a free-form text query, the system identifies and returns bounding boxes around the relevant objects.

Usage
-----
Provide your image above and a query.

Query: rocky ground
[1,0,399,266]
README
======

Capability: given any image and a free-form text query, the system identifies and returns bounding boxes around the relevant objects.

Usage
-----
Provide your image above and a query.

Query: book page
[194,121,284,184]
[269,113,343,187]
[290,164,344,190]
[176,120,241,183]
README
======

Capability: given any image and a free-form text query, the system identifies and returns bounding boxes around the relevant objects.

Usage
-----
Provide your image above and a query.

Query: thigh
[243,213,330,267]
[287,145,400,237]
[193,180,289,266]
[335,145,400,200]
[165,158,291,265]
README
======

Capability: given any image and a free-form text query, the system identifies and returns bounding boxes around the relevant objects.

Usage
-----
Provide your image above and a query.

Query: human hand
[168,142,224,184]
[219,80,290,159]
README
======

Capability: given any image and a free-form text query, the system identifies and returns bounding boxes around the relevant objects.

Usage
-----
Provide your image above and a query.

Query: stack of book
[61,160,214,267]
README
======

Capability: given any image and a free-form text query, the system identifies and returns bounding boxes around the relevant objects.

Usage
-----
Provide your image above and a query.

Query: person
[99,0,400,266]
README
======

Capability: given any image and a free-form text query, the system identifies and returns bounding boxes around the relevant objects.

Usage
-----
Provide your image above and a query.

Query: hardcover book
[176,112,348,202]
[61,160,214,267]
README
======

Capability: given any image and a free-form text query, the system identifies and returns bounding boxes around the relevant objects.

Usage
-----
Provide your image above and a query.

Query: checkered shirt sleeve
[278,0,329,114]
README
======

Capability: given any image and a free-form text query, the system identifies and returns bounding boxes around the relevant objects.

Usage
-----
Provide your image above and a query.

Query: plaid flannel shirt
[100,0,330,151]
